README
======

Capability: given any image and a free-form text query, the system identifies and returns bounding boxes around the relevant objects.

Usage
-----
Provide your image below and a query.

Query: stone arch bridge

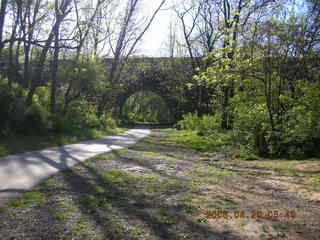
[103,57,211,122]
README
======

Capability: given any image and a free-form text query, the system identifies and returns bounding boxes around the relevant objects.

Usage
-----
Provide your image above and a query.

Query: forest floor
[0,128,319,240]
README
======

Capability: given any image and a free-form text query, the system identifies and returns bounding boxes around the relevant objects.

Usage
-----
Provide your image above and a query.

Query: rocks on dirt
[199,153,228,163]
[123,166,149,175]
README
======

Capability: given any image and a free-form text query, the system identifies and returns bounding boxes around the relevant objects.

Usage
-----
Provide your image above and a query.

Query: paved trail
[0,128,150,204]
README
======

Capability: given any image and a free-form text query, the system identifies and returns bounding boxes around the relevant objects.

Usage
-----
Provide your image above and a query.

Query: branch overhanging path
[0,127,151,204]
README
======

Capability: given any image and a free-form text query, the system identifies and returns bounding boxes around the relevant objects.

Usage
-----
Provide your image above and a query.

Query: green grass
[0,127,127,157]
[247,160,312,175]
[53,212,70,220]
[311,175,320,183]
[168,130,232,152]
[152,214,176,225]
[186,166,235,185]
[72,224,88,234]
[101,169,139,185]
[279,167,298,175]
[137,150,165,158]
[3,191,44,209]
[217,195,240,205]
[239,221,249,227]
[174,130,258,160]
[78,169,141,209]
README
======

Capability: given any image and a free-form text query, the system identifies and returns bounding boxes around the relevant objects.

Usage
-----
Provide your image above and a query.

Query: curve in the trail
[0,127,150,204]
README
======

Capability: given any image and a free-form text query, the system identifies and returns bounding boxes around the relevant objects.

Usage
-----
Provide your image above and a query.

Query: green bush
[52,100,117,135]
[53,101,94,134]
[99,113,117,130]
[0,77,54,136]
[230,81,320,159]
[122,91,173,123]
[0,75,118,138]
[263,82,320,159]
[23,103,51,135]
[232,95,270,157]
[178,85,320,159]
[0,58,119,140]
[34,86,51,107]
[177,113,201,131]
[0,77,28,136]
[177,113,220,136]
[198,114,221,135]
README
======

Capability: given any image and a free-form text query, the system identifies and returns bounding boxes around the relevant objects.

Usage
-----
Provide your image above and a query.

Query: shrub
[54,101,93,134]
[0,77,28,136]
[99,113,117,130]
[23,103,51,135]
[177,113,220,136]
[177,113,201,131]
[0,70,118,139]
[34,86,50,107]
[197,114,221,135]
[52,100,117,135]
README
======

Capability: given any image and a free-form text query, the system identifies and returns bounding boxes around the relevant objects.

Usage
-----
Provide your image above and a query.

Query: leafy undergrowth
[0,127,127,157]
[0,129,319,240]
[168,130,261,161]
[168,130,233,152]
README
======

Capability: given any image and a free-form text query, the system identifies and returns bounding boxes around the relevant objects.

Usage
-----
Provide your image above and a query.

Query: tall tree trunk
[7,1,23,87]
[0,0,8,63]
[26,0,72,106]
[50,24,60,113]
[23,0,40,88]
[97,0,140,115]
[98,0,166,116]
[220,0,242,129]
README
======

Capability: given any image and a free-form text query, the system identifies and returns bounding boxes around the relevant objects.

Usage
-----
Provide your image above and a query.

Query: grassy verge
[167,129,259,160]
[0,127,128,157]
[168,130,233,152]
[168,130,320,177]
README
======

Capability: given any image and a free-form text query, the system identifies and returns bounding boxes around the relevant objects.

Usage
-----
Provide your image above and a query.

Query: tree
[174,1,202,72]
[0,0,8,63]
[194,0,320,157]
[98,0,167,115]
[22,0,43,88]
[26,0,72,106]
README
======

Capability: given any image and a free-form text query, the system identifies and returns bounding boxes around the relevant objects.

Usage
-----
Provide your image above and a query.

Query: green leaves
[122,91,173,124]
[186,83,194,89]
[191,34,320,159]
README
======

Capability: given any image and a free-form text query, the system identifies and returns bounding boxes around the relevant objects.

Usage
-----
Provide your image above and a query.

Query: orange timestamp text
[204,209,297,220]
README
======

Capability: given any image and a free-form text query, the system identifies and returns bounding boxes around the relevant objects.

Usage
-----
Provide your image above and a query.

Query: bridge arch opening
[121,91,174,124]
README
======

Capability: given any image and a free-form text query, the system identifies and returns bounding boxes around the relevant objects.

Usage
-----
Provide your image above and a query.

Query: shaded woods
[176,0,320,159]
